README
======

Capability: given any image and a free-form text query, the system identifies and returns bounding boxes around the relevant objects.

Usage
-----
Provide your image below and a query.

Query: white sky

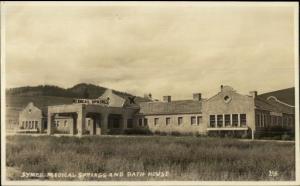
[3,2,297,100]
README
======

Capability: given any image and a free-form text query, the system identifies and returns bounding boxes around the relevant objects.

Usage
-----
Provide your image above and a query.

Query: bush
[170,131,181,136]
[241,132,249,139]
[123,129,152,135]
[281,133,292,141]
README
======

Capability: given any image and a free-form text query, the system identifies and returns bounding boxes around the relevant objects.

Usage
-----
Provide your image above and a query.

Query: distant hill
[7,83,112,99]
[6,83,143,99]
[258,87,295,106]
[6,83,151,109]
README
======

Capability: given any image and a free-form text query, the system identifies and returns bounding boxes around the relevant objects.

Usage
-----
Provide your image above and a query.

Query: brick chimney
[193,93,202,101]
[144,93,152,99]
[249,91,258,98]
[163,96,171,102]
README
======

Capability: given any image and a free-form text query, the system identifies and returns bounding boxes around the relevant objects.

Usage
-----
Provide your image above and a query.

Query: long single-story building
[15,86,295,139]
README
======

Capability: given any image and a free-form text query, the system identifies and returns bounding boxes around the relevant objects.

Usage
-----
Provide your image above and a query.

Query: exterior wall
[254,109,271,130]
[14,86,295,138]
[6,107,20,132]
[6,118,19,131]
[53,117,95,134]
[53,117,73,134]
[19,103,44,132]
[85,118,96,134]
[202,86,256,133]
[255,109,295,134]
[48,103,139,135]
[134,113,204,134]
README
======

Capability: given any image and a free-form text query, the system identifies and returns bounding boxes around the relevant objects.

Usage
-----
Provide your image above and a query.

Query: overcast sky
[4,2,297,100]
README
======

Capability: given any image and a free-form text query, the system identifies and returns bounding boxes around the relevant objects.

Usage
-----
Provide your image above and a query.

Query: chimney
[249,91,258,98]
[144,93,152,99]
[163,96,171,102]
[193,93,202,101]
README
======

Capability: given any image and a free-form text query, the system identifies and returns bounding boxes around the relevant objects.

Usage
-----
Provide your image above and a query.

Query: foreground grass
[6,135,295,181]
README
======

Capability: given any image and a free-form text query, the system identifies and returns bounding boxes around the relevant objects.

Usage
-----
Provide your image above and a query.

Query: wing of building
[9,86,295,139]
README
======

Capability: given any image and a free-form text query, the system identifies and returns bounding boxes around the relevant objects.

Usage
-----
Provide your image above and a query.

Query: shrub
[241,132,249,139]
[281,133,292,141]
[153,130,161,135]
[170,131,181,136]
[123,129,152,135]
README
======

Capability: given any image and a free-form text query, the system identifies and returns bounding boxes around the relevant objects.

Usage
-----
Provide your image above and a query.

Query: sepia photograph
[1,1,299,185]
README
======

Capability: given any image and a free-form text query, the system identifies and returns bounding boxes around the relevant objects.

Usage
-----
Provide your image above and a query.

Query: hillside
[258,87,295,106]
[5,83,150,109]
[6,83,108,99]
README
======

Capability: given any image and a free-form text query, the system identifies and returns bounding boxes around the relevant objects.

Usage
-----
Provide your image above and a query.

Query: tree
[83,88,89,99]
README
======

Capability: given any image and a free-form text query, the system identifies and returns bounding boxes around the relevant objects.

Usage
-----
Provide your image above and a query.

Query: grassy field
[6,135,295,181]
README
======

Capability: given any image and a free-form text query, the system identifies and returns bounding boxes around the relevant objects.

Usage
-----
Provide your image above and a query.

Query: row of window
[256,114,294,127]
[54,120,68,128]
[8,119,17,125]
[209,114,247,127]
[138,116,203,127]
[21,120,39,129]
[54,119,97,128]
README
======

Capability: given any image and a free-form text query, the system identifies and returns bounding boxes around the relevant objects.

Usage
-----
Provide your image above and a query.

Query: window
[64,120,67,127]
[87,119,90,127]
[284,117,288,126]
[166,117,170,125]
[278,116,282,126]
[112,118,120,128]
[272,116,277,126]
[264,115,268,127]
[240,114,246,127]
[209,115,215,127]
[256,114,260,127]
[178,117,183,125]
[139,118,143,127]
[35,121,38,129]
[25,121,28,129]
[197,116,202,125]
[288,117,292,126]
[154,118,159,126]
[191,116,196,125]
[127,119,133,128]
[217,115,223,127]
[223,95,231,103]
[144,118,148,126]
[232,114,238,127]
[225,114,230,127]
[22,121,25,128]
